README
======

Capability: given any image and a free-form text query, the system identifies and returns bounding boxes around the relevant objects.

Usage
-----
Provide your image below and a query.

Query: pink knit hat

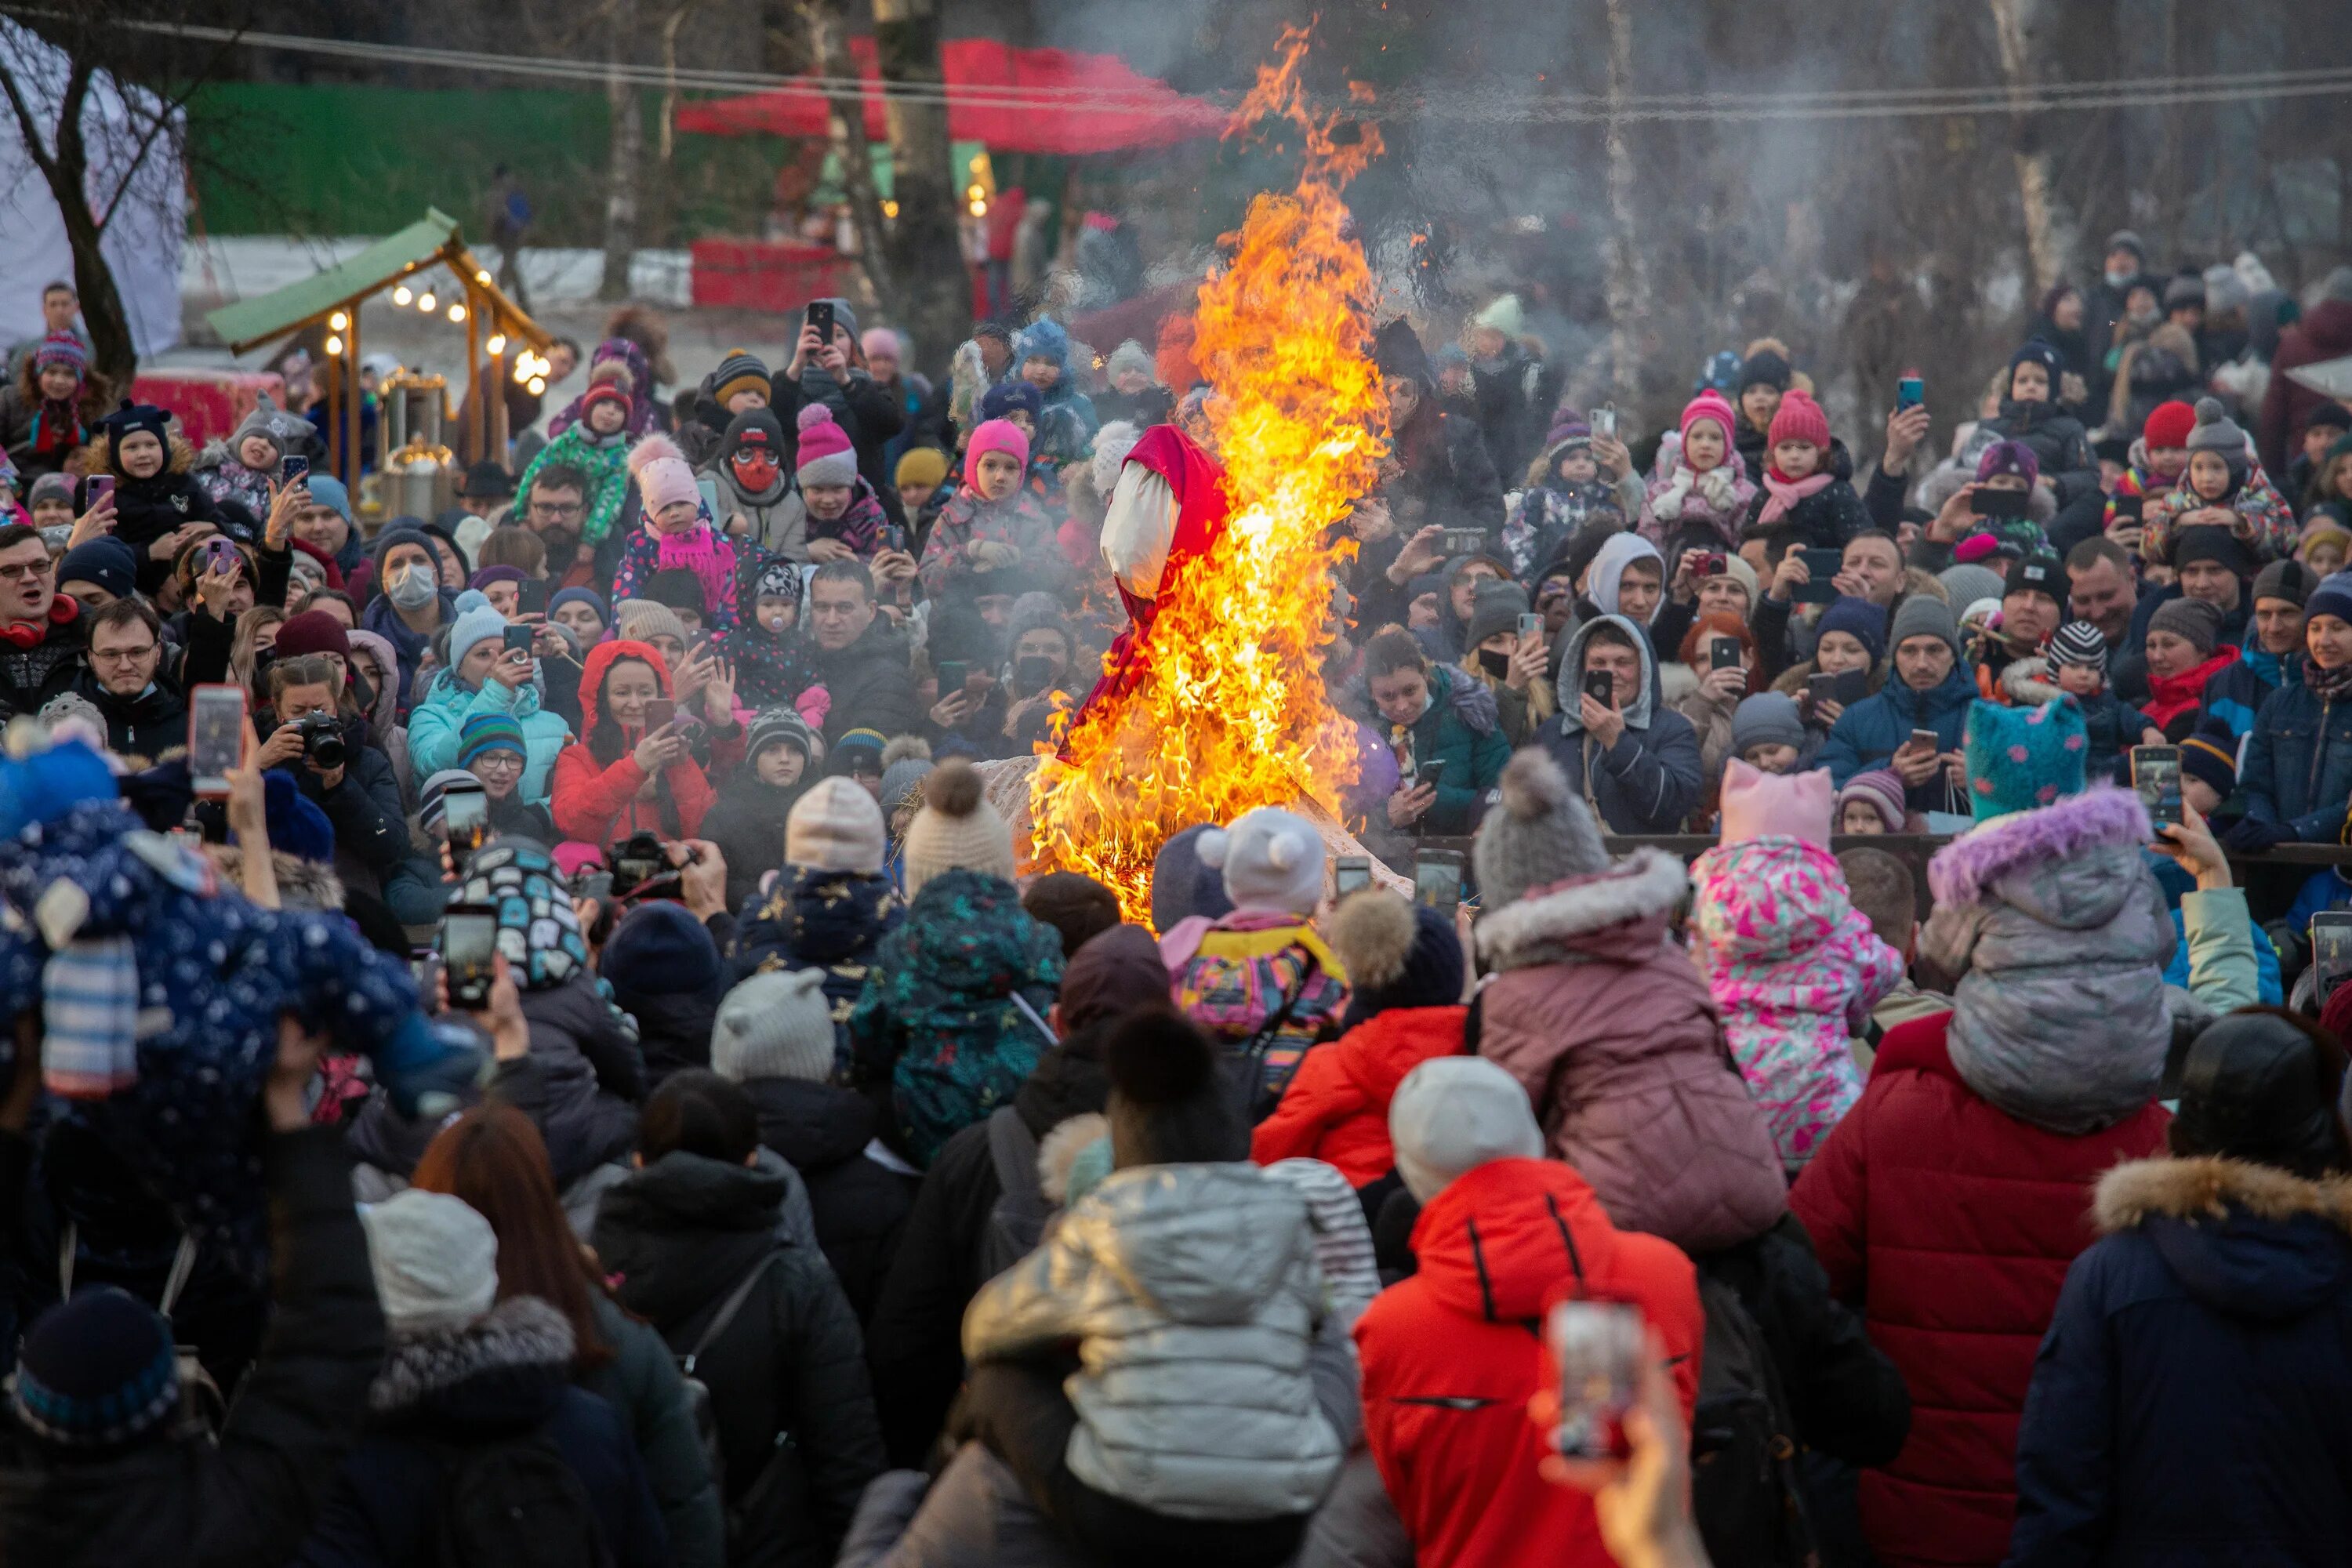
[1680,389,1737,451]
[1766,388,1831,452]
[964,418,1031,485]
[627,434,700,517]
[1719,759,1834,848]
[794,405,858,488]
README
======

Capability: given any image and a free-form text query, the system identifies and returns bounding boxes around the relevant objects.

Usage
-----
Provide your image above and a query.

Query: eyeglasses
[530,501,583,520]
[470,751,524,774]
[91,643,158,665]
[0,558,53,582]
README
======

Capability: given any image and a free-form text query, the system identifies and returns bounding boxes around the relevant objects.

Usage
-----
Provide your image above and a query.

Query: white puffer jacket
[961,1161,1342,1521]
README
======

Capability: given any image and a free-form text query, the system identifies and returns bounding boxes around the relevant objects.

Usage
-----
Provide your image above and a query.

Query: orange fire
[1027,29,1388,920]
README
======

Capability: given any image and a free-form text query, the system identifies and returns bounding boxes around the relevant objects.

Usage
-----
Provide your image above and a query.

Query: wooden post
[324,334,342,481]
[463,281,483,465]
[343,310,361,494]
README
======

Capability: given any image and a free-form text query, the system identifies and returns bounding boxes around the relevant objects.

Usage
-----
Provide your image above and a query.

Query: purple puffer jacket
[1475,846,1788,1255]
[1689,836,1904,1171]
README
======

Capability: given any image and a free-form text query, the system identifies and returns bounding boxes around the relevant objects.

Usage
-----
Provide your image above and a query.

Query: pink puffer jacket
[1688,837,1904,1171]
[1475,846,1787,1255]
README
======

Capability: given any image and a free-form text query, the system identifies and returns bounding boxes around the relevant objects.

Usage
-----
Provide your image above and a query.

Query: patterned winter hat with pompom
[902,758,1014,897]
[1195,806,1325,917]
[1471,749,1608,911]
[794,404,857,488]
[1962,695,2089,822]
[626,433,699,517]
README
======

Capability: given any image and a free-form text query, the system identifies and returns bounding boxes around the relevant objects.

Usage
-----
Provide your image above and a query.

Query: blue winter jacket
[405,668,576,805]
[1820,666,1977,810]
[2007,1156,2352,1568]
[2239,680,2352,842]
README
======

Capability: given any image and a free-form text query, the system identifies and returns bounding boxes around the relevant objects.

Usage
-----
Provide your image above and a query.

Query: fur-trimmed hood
[1998,655,2065,706]
[201,844,345,910]
[2096,1156,2352,1319]
[1475,845,1690,973]
[1919,460,2060,526]
[2098,1156,2352,1235]
[1928,786,2150,908]
[368,1295,575,1417]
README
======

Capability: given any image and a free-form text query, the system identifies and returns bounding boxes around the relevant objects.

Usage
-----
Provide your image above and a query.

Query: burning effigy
[1019,29,1393,921]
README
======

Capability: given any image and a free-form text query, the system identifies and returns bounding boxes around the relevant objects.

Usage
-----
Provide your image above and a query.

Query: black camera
[293,713,346,771]
[608,831,671,898]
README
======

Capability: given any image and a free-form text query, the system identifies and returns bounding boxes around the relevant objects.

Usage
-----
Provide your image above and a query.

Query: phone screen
[1443,528,1486,557]
[1795,547,1842,604]
[2314,913,2352,1000]
[1546,1299,1644,1460]
[441,782,489,855]
[517,578,549,616]
[439,910,499,1010]
[1416,758,1448,790]
[1413,851,1462,914]
[280,454,310,483]
[189,684,246,796]
[2131,746,2182,828]
[1334,856,1373,896]
[1896,376,1924,411]
[503,623,535,657]
[1973,487,2030,519]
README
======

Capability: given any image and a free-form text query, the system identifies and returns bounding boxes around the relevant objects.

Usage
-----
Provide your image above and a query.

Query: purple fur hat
[1927,786,2151,907]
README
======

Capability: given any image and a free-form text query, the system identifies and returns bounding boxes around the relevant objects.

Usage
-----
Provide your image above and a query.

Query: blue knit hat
[0,738,118,841]
[1963,696,2089,821]
[602,901,722,1000]
[256,769,334,865]
[547,586,608,626]
[13,1287,178,1449]
[56,539,137,602]
[371,524,434,584]
[303,474,351,522]
[1814,596,1888,665]
[979,380,1044,423]
[1014,317,1072,373]
[2306,571,2352,629]
[456,712,527,768]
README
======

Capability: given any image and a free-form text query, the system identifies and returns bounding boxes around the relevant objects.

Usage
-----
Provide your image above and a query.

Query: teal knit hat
[1963,696,2089,821]
[456,712,526,768]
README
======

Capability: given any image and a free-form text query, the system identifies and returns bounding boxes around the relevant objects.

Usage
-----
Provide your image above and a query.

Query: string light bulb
[474,269,491,285]
[418,291,437,313]
[968,198,988,217]
[880,199,899,220]
[486,332,507,356]
[528,377,546,395]
[448,303,466,323]
[328,310,348,332]
[392,285,412,306]
[324,334,343,356]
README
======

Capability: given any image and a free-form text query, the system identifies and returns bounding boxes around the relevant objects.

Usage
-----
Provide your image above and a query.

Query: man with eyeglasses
[519,464,600,591]
[0,523,85,722]
[75,597,183,757]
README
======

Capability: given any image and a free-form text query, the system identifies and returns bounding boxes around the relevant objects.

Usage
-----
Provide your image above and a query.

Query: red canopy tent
[675,38,1227,155]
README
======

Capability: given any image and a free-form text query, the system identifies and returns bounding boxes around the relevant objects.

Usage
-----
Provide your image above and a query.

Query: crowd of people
[0,234,2346,1568]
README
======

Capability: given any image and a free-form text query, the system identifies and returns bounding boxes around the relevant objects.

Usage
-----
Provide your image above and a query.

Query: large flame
[1027,30,1388,920]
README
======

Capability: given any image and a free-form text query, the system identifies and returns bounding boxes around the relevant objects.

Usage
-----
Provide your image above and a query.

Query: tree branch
[0,49,60,185]
[94,30,241,237]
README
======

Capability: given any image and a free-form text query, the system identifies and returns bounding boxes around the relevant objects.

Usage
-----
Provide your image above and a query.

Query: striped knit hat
[710,347,769,406]
[456,712,527,768]
[2048,620,2108,671]
[2180,721,2238,799]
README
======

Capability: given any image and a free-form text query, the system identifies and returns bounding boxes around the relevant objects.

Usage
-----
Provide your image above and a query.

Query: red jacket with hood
[1355,1157,1702,1568]
[549,638,735,846]
[1250,1004,1467,1185]
[1789,1011,2169,1568]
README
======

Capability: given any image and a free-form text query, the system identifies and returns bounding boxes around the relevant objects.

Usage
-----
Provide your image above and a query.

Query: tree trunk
[0,57,136,388]
[1600,0,1650,405]
[800,0,893,307]
[874,0,970,372]
[601,0,642,302]
[1987,0,2065,296]
[652,1,695,246]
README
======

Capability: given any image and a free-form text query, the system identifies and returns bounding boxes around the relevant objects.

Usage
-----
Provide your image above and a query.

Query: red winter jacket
[1356,1157,1702,1568]
[1250,1004,1467,1185]
[549,639,736,846]
[1789,1011,2169,1568]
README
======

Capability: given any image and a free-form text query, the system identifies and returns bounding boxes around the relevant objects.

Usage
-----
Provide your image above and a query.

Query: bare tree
[1986,0,2066,295]
[873,0,970,363]
[798,0,893,307]
[601,0,643,299]
[1599,0,1650,404]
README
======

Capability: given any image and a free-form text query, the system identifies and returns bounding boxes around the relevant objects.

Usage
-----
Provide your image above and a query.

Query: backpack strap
[684,1258,771,1379]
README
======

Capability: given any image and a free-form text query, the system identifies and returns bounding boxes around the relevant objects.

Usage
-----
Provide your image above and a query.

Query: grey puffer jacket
[960,1162,1342,1521]
[1921,786,2176,1135]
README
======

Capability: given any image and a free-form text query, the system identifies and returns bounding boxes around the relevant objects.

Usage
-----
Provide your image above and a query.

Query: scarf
[2303,655,2352,705]
[1757,468,1831,525]
[30,400,83,457]
[654,519,732,614]
[2144,643,2241,730]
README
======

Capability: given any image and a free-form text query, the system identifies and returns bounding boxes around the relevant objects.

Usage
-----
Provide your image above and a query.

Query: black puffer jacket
[862,1034,1108,1466]
[743,1076,916,1321]
[74,667,187,761]
[592,1152,886,1568]
[700,773,810,915]
[583,1294,725,1568]
[733,867,903,1065]
[0,1127,387,1568]
[803,618,924,747]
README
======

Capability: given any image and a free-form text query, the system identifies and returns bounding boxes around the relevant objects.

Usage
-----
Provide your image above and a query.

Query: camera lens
[303,720,347,770]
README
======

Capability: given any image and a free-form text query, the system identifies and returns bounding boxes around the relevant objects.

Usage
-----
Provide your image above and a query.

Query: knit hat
[1976,439,2041,487]
[1196,806,1324,916]
[1814,596,1889,664]
[603,901,723,999]
[1149,823,1236,934]
[710,348,770,407]
[1835,768,1907,834]
[979,380,1044,423]
[2173,1011,2349,1178]
[747,709,820,768]
[826,728,886,779]
[1107,339,1155,380]
[2049,620,2108,670]
[28,472,73,510]
[2307,571,2352,628]
[1388,1057,1544,1203]
[613,598,688,649]
[711,968,834,1084]
[579,368,634,426]
[467,564,525,595]
[31,332,86,376]
[360,1189,499,1335]
[721,407,786,472]
[1766,388,1830,451]
[2179,718,2238,800]
[271,609,352,665]
[1889,592,1964,665]
[786,775,886,874]
[2143,399,2198,451]
[456,712,527,769]
[1058,923,1171,1033]
[2168,525,2254,579]
[794,405,858,488]
[1022,871,1122,960]
[963,419,1031,483]
[1473,749,1609,912]
[2163,274,2205,312]
[2005,552,2063,605]
[1089,421,1143,497]
[626,433,700,517]
[1719,758,1834,847]
[644,568,706,616]
[878,756,933,818]
[1730,692,1809,758]
[1737,348,1792,395]
[55,539,136,602]
[228,397,285,458]
[1014,317,1072,373]
[1465,582,1531,650]
[2185,396,2251,470]
[445,603,509,676]
[2009,338,2065,387]
[13,1287,179,1449]
[2252,558,2314,609]
[895,446,949,491]
[810,296,860,344]
[861,327,903,362]
[1103,1008,1247,1168]
[1330,891,1464,1026]
[902,759,1015,897]
[416,769,478,833]
[2303,402,2352,437]
[2147,594,2224,655]
[1937,563,2005,616]
[1680,389,1737,448]
[96,399,169,452]
[1963,697,2089,820]
[548,586,608,626]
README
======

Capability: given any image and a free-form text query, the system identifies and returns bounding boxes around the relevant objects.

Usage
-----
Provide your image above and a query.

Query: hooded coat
[405,666,575,807]
[734,867,903,1063]
[549,640,733,845]
[741,1076,916,1323]
[1537,612,1704,833]
[1789,1004,2171,1568]
[1354,1157,1704,1568]
[2007,1156,2352,1568]
[1476,845,1790,1254]
[1248,1006,1468,1187]
[961,1162,1343,1521]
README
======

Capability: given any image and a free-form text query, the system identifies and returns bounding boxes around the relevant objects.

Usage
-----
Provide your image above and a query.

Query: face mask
[731,452,780,492]
[2127,306,2161,330]
[2105,267,2135,289]
[386,563,437,610]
